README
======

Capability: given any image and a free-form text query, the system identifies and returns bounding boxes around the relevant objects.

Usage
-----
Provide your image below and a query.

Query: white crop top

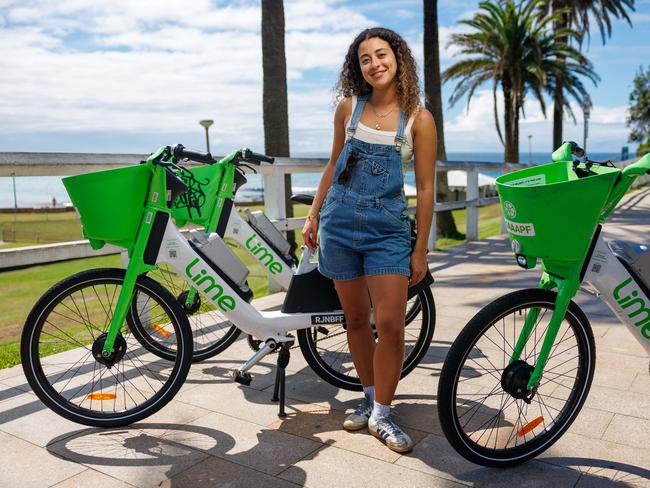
[345,95,417,164]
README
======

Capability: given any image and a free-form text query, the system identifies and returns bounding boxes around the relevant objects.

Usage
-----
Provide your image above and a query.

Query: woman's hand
[302,214,319,251]
[409,249,428,286]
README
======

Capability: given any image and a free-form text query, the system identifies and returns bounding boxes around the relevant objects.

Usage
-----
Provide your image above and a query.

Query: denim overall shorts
[318,94,412,280]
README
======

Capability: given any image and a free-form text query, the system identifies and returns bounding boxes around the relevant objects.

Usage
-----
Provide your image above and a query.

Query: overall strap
[394,109,407,152]
[345,94,369,143]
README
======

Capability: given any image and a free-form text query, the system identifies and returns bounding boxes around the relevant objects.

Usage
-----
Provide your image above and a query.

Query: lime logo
[185,258,236,312]
[504,201,517,218]
[246,233,283,275]
[613,277,650,339]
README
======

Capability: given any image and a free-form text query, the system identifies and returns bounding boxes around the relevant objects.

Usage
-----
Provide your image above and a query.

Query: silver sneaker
[368,414,414,453]
[342,398,373,431]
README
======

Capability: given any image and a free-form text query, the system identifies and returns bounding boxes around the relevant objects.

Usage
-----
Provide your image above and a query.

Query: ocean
[0,151,623,208]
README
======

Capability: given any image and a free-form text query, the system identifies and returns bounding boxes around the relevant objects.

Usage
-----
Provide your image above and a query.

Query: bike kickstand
[271,345,291,418]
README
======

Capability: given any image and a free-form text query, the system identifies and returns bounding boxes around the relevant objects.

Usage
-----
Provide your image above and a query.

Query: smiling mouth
[371,70,386,79]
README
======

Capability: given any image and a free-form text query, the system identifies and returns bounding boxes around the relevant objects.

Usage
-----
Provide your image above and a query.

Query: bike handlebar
[241,148,275,165]
[171,144,215,164]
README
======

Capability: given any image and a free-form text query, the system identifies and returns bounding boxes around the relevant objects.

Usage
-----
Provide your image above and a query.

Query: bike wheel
[21,268,193,427]
[298,286,435,391]
[437,288,595,467]
[135,263,241,362]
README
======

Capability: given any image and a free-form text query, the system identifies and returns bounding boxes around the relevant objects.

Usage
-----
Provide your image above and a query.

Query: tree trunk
[423,0,460,238]
[552,2,569,151]
[503,79,519,163]
[261,0,295,251]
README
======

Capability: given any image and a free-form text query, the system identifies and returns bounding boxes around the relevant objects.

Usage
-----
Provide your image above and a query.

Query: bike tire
[21,268,193,427]
[437,288,595,467]
[297,286,435,391]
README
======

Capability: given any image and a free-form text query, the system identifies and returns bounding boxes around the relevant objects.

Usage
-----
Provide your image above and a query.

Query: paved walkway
[1,189,650,487]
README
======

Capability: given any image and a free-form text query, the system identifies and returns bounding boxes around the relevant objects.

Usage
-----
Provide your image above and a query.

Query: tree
[423,0,460,238]
[627,65,650,156]
[261,0,295,251]
[443,0,597,163]
[541,0,635,149]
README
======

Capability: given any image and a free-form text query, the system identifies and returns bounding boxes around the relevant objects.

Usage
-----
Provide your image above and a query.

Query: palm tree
[541,0,635,149]
[423,0,460,238]
[443,0,598,162]
[261,0,295,253]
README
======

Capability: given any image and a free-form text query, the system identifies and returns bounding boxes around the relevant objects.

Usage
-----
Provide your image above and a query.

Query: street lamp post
[199,119,214,153]
[583,94,591,155]
[528,134,533,164]
[11,172,17,209]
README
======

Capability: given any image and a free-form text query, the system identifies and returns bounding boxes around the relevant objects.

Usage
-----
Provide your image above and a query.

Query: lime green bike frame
[498,143,650,390]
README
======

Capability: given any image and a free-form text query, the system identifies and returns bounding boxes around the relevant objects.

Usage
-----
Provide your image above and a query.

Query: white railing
[1,151,527,268]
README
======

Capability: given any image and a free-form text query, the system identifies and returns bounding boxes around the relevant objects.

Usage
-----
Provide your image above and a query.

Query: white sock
[363,385,375,404]
[371,400,391,422]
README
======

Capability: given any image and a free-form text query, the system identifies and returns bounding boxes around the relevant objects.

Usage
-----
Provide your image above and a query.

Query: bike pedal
[233,370,252,386]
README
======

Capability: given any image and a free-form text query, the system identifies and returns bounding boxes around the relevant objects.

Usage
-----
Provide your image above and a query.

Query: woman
[302,27,436,453]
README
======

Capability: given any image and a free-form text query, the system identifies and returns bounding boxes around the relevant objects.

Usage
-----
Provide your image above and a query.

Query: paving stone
[47,427,210,488]
[279,443,465,488]
[602,413,650,449]
[566,407,614,440]
[176,374,326,427]
[395,432,580,486]
[583,385,650,419]
[539,432,650,482]
[0,364,25,381]
[50,469,137,488]
[268,403,429,463]
[158,411,322,476]
[159,455,300,488]
[0,430,86,488]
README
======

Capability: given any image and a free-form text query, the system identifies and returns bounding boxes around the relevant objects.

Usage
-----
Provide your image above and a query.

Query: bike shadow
[46,422,311,487]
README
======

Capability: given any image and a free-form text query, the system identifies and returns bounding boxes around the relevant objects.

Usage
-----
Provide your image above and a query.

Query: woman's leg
[333,277,374,387]
[366,274,409,405]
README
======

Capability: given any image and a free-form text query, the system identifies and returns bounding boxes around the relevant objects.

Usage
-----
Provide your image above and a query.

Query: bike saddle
[290,193,315,205]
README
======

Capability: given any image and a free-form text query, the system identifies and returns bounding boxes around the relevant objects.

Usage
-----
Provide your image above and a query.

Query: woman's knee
[345,312,371,331]
[375,319,405,343]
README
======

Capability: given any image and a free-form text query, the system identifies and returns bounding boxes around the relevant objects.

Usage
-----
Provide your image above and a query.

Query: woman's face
[357,37,397,90]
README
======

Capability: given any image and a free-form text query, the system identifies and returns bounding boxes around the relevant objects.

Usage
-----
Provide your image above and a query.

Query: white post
[428,167,438,251]
[466,168,479,241]
[428,211,437,251]
[263,166,287,293]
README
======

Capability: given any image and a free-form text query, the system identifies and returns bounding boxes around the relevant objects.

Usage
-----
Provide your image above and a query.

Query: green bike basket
[170,164,223,227]
[496,161,619,264]
[62,164,152,250]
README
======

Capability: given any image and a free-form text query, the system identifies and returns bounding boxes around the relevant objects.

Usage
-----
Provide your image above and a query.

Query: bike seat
[290,193,314,205]
[609,240,648,264]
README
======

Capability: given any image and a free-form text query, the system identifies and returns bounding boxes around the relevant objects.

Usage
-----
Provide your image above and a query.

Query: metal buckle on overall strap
[345,126,356,143]
[394,135,406,152]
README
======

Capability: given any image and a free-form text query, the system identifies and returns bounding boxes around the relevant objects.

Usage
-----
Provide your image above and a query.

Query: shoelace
[379,416,403,437]
[354,400,372,417]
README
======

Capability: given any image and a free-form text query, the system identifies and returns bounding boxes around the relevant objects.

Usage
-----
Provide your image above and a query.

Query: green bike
[437,142,650,466]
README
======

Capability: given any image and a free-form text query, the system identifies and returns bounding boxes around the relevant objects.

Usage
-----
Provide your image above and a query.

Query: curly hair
[335,27,421,118]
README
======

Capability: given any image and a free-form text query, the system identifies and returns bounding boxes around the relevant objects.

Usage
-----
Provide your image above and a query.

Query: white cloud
[444,90,630,153]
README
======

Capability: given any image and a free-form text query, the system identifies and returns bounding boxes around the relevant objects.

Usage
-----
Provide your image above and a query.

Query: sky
[1,0,649,157]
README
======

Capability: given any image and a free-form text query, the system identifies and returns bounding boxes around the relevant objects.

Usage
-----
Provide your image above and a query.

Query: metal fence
[0,151,539,269]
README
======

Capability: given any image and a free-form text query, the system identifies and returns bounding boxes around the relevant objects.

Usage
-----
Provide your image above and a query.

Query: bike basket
[171,164,222,227]
[62,164,152,250]
[496,161,619,263]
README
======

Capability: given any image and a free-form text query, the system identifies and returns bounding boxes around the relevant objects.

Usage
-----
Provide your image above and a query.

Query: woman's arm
[410,107,437,284]
[302,97,351,249]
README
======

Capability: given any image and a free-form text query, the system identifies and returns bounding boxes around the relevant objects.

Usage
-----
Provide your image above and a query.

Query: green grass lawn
[0,203,503,369]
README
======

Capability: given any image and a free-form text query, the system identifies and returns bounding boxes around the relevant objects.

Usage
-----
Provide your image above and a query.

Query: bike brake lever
[239,163,257,174]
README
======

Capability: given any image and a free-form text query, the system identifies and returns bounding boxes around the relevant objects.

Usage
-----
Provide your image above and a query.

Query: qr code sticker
[169,249,177,258]
[591,263,601,273]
